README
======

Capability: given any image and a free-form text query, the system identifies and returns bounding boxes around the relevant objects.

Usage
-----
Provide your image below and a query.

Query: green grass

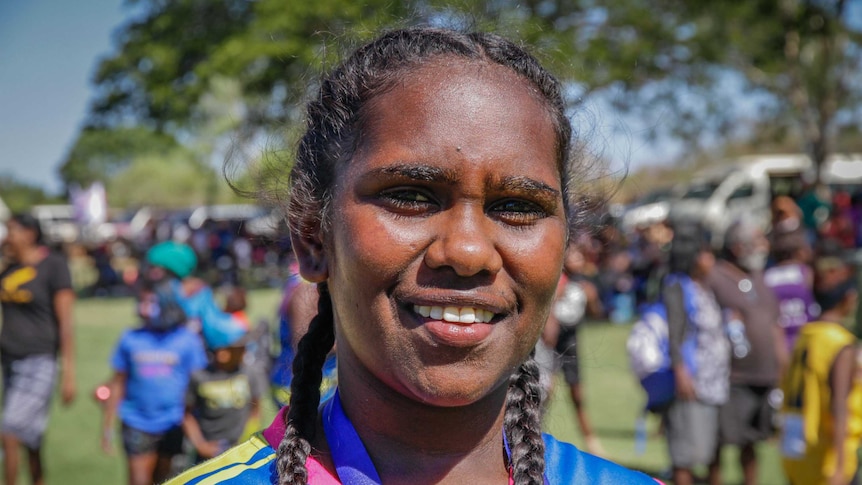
[30,291,784,484]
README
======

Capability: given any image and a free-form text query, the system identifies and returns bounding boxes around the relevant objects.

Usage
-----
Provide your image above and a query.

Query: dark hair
[815,277,856,313]
[279,27,577,485]
[10,213,43,245]
[668,222,708,275]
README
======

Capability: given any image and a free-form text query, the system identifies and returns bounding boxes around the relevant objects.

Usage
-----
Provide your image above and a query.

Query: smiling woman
[167,27,659,485]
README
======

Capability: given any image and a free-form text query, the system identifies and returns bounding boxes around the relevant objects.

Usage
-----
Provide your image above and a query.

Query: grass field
[27,289,786,484]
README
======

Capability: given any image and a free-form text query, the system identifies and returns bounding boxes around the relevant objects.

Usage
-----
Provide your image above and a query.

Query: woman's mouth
[411,304,497,347]
[412,305,495,324]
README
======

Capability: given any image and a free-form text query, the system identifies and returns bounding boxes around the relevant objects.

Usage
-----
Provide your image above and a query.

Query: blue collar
[321,390,548,484]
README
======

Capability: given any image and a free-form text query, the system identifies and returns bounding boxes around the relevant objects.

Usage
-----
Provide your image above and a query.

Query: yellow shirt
[781,321,862,485]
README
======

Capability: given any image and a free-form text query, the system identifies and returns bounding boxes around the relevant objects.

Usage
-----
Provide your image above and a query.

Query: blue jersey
[167,407,660,484]
[111,326,207,433]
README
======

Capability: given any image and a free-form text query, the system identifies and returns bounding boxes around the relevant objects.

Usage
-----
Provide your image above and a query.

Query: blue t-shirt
[111,326,207,433]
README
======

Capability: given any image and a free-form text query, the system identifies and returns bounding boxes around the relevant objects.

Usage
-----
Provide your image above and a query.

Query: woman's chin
[398,371,509,409]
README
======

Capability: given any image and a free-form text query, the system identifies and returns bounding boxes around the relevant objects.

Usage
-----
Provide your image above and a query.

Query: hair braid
[505,355,545,485]
[276,283,335,485]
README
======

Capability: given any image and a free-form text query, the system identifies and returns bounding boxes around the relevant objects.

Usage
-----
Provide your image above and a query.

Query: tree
[59,126,180,187]
[85,0,413,133]
[74,0,861,188]
[0,175,62,213]
[106,150,239,208]
[445,0,861,174]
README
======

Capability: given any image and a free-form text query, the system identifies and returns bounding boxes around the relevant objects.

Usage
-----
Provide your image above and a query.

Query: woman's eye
[379,189,436,212]
[490,199,548,225]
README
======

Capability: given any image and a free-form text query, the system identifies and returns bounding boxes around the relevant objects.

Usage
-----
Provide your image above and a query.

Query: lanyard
[321,390,549,484]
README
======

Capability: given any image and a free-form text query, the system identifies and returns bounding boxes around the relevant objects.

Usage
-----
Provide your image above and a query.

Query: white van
[668,153,862,247]
[31,204,79,244]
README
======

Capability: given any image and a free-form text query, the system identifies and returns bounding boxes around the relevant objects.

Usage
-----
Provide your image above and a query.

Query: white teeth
[443,307,460,322]
[459,307,476,323]
[429,306,443,320]
[413,305,495,323]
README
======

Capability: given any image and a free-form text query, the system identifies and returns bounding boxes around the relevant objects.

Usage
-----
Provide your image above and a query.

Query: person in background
[0,214,76,485]
[224,286,251,330]
[101,281,207,485]
[765,227,818,353]
[663,223,729,485]
[183,315,261,463]
[820,191,855,249]
[781,266,859,485]
[537,242,605,456]
[270,262,337,408]
[145,241,246,347]
[772,196,804,234]
[707,218,788,485]
[798,182,832,244]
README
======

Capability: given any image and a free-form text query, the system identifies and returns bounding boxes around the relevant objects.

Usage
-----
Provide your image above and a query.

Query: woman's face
[315,59,567,407]
[4,220,36,255]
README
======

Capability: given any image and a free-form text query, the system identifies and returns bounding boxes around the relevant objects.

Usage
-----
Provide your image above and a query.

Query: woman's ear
[290,224,329,283]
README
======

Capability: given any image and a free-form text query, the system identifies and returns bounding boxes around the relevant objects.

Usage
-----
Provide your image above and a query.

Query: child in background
[101,281,207,485]
[224,286,250,330]
[183,317,261,463]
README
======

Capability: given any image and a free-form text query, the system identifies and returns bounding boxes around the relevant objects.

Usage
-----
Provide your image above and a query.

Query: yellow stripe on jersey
[164,434,275,485]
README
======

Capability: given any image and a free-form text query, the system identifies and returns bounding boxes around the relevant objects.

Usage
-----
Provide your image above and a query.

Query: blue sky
[0,0,125,194]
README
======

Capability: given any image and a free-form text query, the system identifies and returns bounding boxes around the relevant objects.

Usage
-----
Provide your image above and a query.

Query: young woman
[0,214,76,485]
[168,27,657,484]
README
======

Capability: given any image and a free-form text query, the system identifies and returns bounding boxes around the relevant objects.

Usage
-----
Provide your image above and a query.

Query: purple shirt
[764,263,818,351]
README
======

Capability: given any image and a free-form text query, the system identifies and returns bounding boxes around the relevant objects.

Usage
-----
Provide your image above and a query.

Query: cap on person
[146,241,198,279]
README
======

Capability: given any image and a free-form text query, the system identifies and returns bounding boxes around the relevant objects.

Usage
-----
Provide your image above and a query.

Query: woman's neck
[819,310,847,324]
[322,359,511,484]
[16,245,45,266]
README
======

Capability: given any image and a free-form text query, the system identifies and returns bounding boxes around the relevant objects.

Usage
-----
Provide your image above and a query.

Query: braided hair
[280,27,582,485]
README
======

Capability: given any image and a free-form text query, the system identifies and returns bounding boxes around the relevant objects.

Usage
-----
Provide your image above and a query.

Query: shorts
[719,384,775,446]
[121,423,183,457]
[1,354,57,449]
[554,326,581,385]
[665,399,719,468]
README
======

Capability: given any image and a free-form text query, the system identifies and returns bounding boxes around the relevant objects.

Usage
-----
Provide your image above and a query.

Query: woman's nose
[423,204,503,277]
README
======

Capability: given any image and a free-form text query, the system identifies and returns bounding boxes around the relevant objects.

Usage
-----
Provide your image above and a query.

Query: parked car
[620,186,679,233]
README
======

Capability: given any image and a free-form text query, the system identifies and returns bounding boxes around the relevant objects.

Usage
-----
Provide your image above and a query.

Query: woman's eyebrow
[360,164,460,184]
[492,175,561,199]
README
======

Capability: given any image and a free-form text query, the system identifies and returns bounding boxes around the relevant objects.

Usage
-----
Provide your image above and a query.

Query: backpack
[627,303,674,411]
[626,274,699,411]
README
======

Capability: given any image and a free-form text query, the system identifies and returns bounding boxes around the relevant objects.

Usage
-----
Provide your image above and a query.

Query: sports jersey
[763,262,817,351]
[781,321,862,484]
[111,326,207,433]
[187,366,261,445]
[166,403,661,484]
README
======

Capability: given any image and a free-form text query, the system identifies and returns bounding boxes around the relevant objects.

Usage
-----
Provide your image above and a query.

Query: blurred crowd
[583,186,861,485]
[1,181,862,485]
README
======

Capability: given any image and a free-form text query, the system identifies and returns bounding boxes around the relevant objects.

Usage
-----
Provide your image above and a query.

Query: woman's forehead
[348,58,560,178]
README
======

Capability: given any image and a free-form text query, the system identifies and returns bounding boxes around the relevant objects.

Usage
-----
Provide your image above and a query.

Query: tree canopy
[62,0,862,200]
